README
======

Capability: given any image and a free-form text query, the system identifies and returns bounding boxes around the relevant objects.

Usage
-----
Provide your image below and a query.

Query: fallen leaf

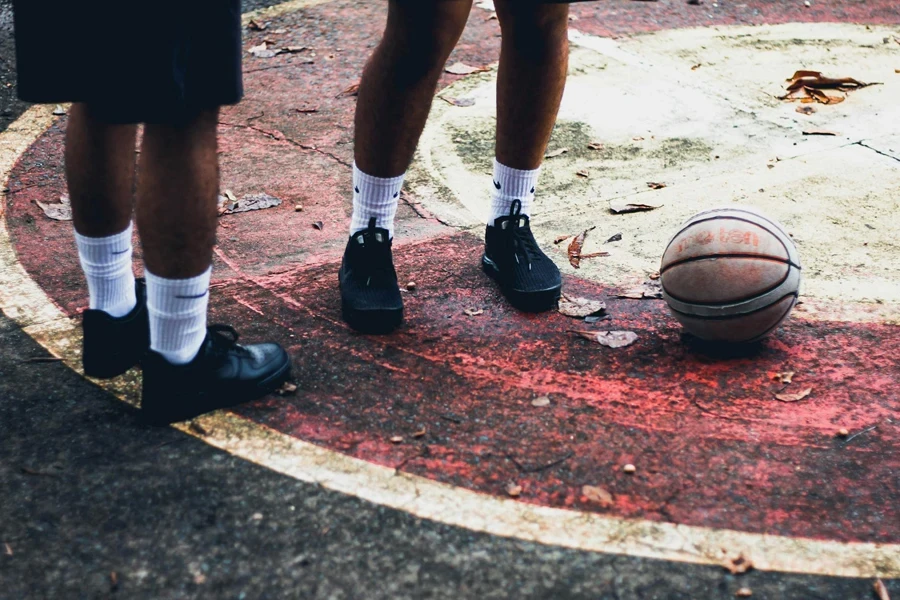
[691,63,702,71]
[567,226,596,268]
[312,221,324,230]
[582,485,614,507]
[553,234,572,245]
[218,192,282,215]
[390,436,404,444]
[802,129,839,136]
[3,543,11,556]
[874,579,890,600]
[295,106,319,114]
[464,308,484,317]
[413,429,426,438]
[579,251,610,260]
[623,464,637,474]
[336,83,360,98]
[632,136,645,141]
[445,61,490,75]
[587,141,604,150]
[439,96,476,107]
[723,553,754,575]
[576,169,590,178]
[614,282,663,300]
[570,330,638,348]
[248,19,267,31]
[189,420,210,436]
[837,428,850,438]
[608,200,663,214]
[606,233,623,243]
[646,181,667,189]
[35,195,72,221]
[276,381,298,396]
[248,42,278,58]
[224,189,238,202]
[294,204,304,212]
[785,70,876,92]
[796,105,817,115]
[506,483,522,497]
[558,295,607,318]
[649,271,660,280]
[281,46,310,54]
[52,104,67,116]
[735,588,753,598]
[406,281,417,291]
[774,387,812,403]
[531,396,551,407]
[545,147,569,159]
[772,371,795,384]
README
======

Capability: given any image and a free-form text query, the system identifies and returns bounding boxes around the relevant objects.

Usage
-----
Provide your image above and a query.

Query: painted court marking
[1,6,899,580]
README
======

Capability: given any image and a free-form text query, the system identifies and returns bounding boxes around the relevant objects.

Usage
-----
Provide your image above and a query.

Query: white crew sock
[145,267,211,365]
[74,223,137,318]
[350,163,405,239]
[488,159,541,225]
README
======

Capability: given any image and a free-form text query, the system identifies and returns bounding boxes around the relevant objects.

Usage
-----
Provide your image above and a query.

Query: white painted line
[1,17,898,580]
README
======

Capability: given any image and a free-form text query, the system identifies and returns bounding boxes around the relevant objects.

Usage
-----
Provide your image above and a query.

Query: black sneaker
[82,278,150,379]
[482,200,562,312]
[140,325,292,425]
[338,217,403,334]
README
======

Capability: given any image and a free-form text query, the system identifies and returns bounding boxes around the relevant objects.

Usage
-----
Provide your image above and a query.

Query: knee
[495,3,569,58]
[384,0,472,79]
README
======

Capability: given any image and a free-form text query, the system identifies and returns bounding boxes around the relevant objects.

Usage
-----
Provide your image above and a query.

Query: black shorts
[12,0,243,124]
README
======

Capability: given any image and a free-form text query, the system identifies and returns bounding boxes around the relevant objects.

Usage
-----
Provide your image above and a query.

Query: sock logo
[530,187,535,194]
[111,248,130,255]
[354,186,360,194]
[493,180,502,190]
[393,192,399,198]
[175,290,209,300]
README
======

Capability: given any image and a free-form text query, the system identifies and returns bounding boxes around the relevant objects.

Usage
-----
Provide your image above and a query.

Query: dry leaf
[445,62,490,75]
[646,181,667,189]
[691,63,702,71]
[570,330,638,349]
[295,107,319,114]
[390,436,404,444]
[413,429,426,438]
[606,233,623,243]
[587,142,604,150]
[874,579,890,600]
[723,553,754,575]
[553,234,572,245]
[531,396,551,407]
[464,308,484,317]
[545,147,569,159]
[567,226,595,268]
[609,200,663,214]
[802,129,839,136]
[579,252,610,260]
[558,295,607,318]
[506,483,522,497]
[248,19,267,31]
[218,192,282,215]
[336,83,360,98]
[796,105,817,115]
[35,194,72,221]
[439,96,476,107]
[406,282,417,291]
[52,105,67,116]
[614,282,663,300]
[772,371,795,384]
[582,485,614,508]
[837,428,850,438]
[276,381,298,396]
[576,170,590,178]
[248,42,278,58]
[735,588,753,598]
[189,420,210,436]
[281,46,309,54]
[774,387,812,403]
[623,464,637,474]
[785,70,875,91]
[312,221,324,230]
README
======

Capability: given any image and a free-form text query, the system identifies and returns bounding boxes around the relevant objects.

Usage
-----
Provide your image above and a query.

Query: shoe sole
[341,302,403,335]
[482,255,562,313]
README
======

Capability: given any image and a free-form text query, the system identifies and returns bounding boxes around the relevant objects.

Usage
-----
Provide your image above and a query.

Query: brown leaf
[795,105,817,115]
[312,221,324,230]
[570,330,638,348]
[545,147,569,159]
[439,96,476,107]
[248,19,267,31]
[281,46,310,54]
[774,387,812,403]
[531,396,551,407]
[735,588,753,598]
[646,181,667,189]
[506,483,523,497]
[649,271,660,280]
[413,429,427,438]
[558,295,606,318]
[567,226,596,268]
[582,485,614,507]
[218,192,282,216]
[874,579,891,600]
[608,200,663,214]
[606,233,623,243]
[587,142,604,150]
[576,169,590,178]
[464,308,484,317]
[802,129,839,136]
[772,371,795,384]
[445,62,490,75]
[35,195,72,221]
[52,104,67,116]
[553,234,573,245]
[335,83,360,98]
[390,436,404,444]
[614,282,663,300]
[248,42,278,58]
[785,70,874,91]
[276,381,298,396]
[722,553,754,575]
[295,106,319,114]
[691,63,702,71]
[579,251,610,260]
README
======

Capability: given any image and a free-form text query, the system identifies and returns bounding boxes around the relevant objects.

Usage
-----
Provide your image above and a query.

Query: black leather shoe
[338,217,403,334]
[483,200,562,312]
[82,279,150,379]
[140,325,292,425]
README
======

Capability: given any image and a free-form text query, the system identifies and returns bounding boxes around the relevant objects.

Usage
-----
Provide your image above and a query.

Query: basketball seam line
[666,292,799,321]
[662,215,795,268]
[660,253,801,275]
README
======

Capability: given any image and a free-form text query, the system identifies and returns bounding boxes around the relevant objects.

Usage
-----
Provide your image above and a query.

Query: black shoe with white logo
[82,278,150,379]
[339,217,403,334]
[140,325,292,425]
[482,200,562,312]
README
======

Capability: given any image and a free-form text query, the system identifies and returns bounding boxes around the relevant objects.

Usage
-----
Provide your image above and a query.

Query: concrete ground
[1,1,899,598]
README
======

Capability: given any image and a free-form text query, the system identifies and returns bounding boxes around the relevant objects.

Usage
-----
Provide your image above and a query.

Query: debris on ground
[276,381,298,396]
[464,308,484,317]
[570,330,638,348]
[413,429,426,438]
[531,396,551,407]
[606,233,623,243]
[623,464,637,474]
[613,281,663,299]
[506,483,522,497]
[567,226,596,268]
[545,147,569,159]
[248,42,279,58]
[609,200,663,214]
[406,282,417,291]
[445,62,490,75]
[779,70,879,104]
[553,234,573,245]
[312,221,324,230]
[587,141,604,150]
[735,588,753,598]
[646,181,667,190]
[390,436,404,444]
[439,96,476,107]
[576,170,590,178]
[35,194,72,221]
[558,294,607,318]
[774,387,812,403]
[722,553,754,575]
[52,105,67,116]
[802,129,839,136]
[336,83,360,98]
[247,19,267,31]
[582,485,614,507]
[796,105,817,115]
[772,371,795,384]
[837,428,850,438]
[218,192,282,216]
[189,420,210,436]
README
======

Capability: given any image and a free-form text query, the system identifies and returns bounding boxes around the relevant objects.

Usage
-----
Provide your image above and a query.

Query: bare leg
[354,0,473,177]
[135,110,219,279]
[494,1,570,170]
[65,104,136,236]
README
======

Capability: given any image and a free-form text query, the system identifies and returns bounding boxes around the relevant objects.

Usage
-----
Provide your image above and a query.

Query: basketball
[660,207,801,343]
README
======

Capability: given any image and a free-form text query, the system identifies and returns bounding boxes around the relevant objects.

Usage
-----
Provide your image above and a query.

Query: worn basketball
[660,207,801,343]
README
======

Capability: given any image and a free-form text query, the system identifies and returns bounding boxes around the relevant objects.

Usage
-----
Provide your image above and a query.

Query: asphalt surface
[1,2,898,598]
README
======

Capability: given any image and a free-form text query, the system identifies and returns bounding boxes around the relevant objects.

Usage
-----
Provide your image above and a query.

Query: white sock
[74,223,137,318]
[488,159,541,225]
[145,267,211,365]
[350,163,405,239]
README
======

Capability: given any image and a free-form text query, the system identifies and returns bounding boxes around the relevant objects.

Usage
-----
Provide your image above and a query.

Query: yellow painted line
[1,14,899,580]
[241,0,335,25]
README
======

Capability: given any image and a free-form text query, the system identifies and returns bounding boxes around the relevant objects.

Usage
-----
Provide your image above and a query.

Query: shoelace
[354,218,396,287]
[503,199,544,270]
[207,324,252,359]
